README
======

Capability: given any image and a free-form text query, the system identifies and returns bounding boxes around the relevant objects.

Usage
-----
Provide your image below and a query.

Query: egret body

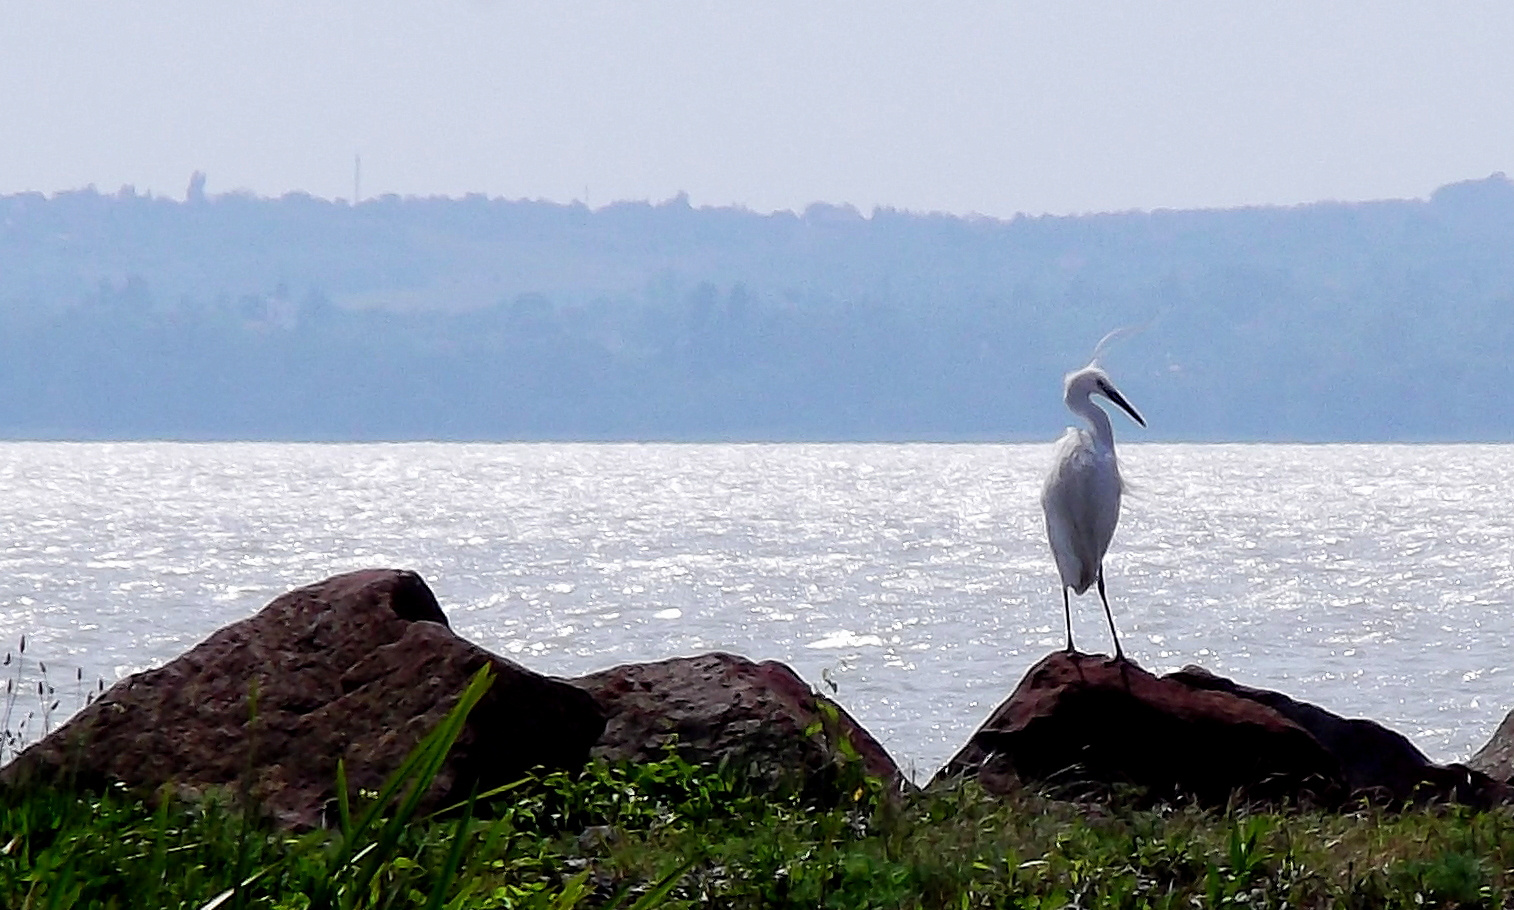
[1040,363,1145,659]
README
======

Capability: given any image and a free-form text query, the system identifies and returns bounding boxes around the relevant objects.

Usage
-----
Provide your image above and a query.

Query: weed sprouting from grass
[0,637,108,764]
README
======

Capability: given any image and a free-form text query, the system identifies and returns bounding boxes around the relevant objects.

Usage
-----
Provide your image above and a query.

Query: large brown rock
[933,652,1505,807]
[2,570,605,829]
[1469,709,1514,783]
[572,652,908,795]
[1169,665,1503,806]
[933,651,1345,805]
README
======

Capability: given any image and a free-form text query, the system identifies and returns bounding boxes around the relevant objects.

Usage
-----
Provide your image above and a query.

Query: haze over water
[0,442,1510,781]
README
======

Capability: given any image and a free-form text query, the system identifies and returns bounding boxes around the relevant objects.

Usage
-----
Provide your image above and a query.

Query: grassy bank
[6,667,1513,908]
[4,749,1514,909]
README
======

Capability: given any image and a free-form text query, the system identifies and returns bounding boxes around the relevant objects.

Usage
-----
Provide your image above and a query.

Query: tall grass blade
[310,664,494,910]
[422,787,478,910]
[336,758,353,838]
[427,776,530,819]
[623,854,699,910]
[199,887,235,910]
[347,666,492,908]
[549,870,592,910]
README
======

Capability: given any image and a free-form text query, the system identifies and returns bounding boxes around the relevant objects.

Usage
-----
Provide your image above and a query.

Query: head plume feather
[1089,323,1150,366]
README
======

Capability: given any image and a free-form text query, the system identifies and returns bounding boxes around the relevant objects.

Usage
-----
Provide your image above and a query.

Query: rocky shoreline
[6,569,1513,828]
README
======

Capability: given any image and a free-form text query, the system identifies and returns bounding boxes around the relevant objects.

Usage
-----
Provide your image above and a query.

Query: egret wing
[1041,429,1124,594]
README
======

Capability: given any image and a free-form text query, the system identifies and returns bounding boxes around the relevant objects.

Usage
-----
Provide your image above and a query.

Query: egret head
[1064,365,1146,427]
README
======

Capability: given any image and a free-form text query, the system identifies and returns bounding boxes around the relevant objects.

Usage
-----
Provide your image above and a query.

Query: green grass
[6,745,1514,907]
[5,666,1514,907]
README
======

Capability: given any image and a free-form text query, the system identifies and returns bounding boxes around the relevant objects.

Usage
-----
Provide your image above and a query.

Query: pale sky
[2,2,1512,217]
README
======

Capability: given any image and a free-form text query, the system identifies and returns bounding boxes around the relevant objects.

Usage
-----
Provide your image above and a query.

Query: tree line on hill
[0,174,1511,441]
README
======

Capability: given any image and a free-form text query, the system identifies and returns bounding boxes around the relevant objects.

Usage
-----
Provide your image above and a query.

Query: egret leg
[1096,569,1125,662]
[1062,587,1074,653]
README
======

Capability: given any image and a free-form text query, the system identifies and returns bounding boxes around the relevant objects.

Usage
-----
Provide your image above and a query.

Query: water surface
[0,442,1511,780]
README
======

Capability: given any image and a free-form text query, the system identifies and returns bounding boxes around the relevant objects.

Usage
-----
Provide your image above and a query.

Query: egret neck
[1066,387,1116,451]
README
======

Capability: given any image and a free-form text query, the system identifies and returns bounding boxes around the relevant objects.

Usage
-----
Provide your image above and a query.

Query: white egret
[1040,359,1146,660]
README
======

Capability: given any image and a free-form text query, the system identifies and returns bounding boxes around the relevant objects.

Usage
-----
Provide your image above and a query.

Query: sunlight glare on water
[0,442,1512,782]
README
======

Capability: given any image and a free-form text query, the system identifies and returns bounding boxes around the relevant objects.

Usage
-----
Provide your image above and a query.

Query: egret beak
[1101,384,1146,428]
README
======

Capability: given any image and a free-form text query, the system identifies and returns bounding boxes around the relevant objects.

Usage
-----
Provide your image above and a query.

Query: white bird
[1040,361,1146,660]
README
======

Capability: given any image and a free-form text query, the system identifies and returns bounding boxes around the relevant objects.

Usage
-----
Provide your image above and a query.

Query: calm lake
[1,442,1511,781]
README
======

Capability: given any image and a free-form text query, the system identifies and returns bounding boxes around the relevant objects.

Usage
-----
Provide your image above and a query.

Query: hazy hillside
[1,174,1512,441]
